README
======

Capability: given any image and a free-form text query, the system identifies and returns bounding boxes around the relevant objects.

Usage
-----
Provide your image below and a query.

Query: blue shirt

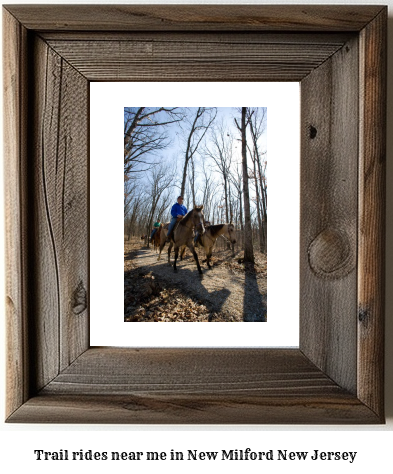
[171,202,187,218]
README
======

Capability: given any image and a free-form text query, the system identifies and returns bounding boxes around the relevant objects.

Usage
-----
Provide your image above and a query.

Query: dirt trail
[127,242,267,322]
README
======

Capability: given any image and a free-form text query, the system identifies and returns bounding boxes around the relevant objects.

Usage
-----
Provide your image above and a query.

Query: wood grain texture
[28,36,89,392]
[9,392,379,425]
[357,9,386,418]
[4,5,384,32]
[40,31,354,44]
[3,5,386,424]
[45,37,348,82]
[3,9,29,417]
[300,36,359,394]
[7,348,380,424]
[42,348,341,395]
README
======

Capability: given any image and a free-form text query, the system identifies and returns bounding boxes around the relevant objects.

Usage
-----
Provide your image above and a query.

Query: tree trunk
[241,108,254,263]
[253,156,264,253]
[258,197,266,253]
[227,179,234,252]
[257,163,267,254]
[257,157,267,224]
[180,155,189,198]
[146,200,158,249]
[223,176,229,223]
[239,189,244,231]
[191,156,196,207]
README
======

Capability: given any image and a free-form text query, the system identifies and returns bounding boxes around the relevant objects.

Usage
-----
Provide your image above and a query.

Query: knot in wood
[72,281,87,315]
[358,307,370,326]
[309,125,317,139]
[308,228,354,279]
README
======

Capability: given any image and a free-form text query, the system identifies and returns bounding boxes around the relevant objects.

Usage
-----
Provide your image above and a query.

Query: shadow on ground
[125,246,267,322]
[243,263,267,322]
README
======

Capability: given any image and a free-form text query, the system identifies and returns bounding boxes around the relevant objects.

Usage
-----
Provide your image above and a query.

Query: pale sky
[124,106,267,220]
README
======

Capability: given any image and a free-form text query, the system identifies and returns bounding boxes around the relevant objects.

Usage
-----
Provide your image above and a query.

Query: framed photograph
[4,5,386,423]
[90,82,300,347]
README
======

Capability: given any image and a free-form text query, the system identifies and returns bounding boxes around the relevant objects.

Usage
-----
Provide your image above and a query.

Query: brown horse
[152,225,162,252]
[156,221,190,261]
[178,223,236,268]
[197,223,237,269]
[168,206,205,274]
[157,223,169,261]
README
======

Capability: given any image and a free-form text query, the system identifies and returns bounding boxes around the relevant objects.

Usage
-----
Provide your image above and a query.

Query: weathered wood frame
[3,5,386,423]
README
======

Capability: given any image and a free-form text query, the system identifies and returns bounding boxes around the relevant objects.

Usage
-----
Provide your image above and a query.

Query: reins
[173,210,204,243]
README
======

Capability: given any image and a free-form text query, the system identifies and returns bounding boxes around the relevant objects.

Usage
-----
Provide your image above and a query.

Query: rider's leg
[167,217,177,237]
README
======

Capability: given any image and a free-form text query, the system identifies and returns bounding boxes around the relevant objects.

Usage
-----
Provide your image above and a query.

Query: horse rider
[167,195,187,239]
[149,217,161,243]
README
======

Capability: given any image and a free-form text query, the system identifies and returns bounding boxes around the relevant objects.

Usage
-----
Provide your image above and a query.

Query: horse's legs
[167,242,173,265]
[180,246,186,261]
[206,247,213,269]
[156,229,162,253]
[157,240,166,261]
[173,246,179,272]
[187,243,203,275]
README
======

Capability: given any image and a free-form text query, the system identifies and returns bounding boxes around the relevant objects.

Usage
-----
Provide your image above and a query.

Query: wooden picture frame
[3,5,386,424]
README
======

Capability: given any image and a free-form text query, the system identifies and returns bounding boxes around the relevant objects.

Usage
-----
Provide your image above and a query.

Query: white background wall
[0,0,392,472]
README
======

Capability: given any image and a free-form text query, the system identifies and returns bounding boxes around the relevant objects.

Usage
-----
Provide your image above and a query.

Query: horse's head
[227,223,237,244]
[193,205,205,235]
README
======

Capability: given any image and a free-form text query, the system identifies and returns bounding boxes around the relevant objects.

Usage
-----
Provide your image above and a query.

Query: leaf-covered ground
[124,238,267,322]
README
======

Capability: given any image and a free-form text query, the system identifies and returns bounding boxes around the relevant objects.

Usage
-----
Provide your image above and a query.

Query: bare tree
[235,107,254,263]
[204,122,234,224]
[124,174,138,218]
[229,163,244,232]
[124,183,146,240]
[200,158,219,222]
[247,107,267,253]
[155,190,172,221]
[252,156,265,252]
[190,155,197,207]
[179,107,217,198]
[145,161,176,246]
[124,107,184,175]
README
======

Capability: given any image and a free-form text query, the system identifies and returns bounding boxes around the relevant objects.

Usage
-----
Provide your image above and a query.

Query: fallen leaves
[210,249,267,279]
[124,239,267,322]
[124,242,215,321]
[124,272,214,322]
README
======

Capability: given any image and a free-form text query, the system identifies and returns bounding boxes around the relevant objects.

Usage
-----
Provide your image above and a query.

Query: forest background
[90,81,300,345]
[124,106,267,260]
